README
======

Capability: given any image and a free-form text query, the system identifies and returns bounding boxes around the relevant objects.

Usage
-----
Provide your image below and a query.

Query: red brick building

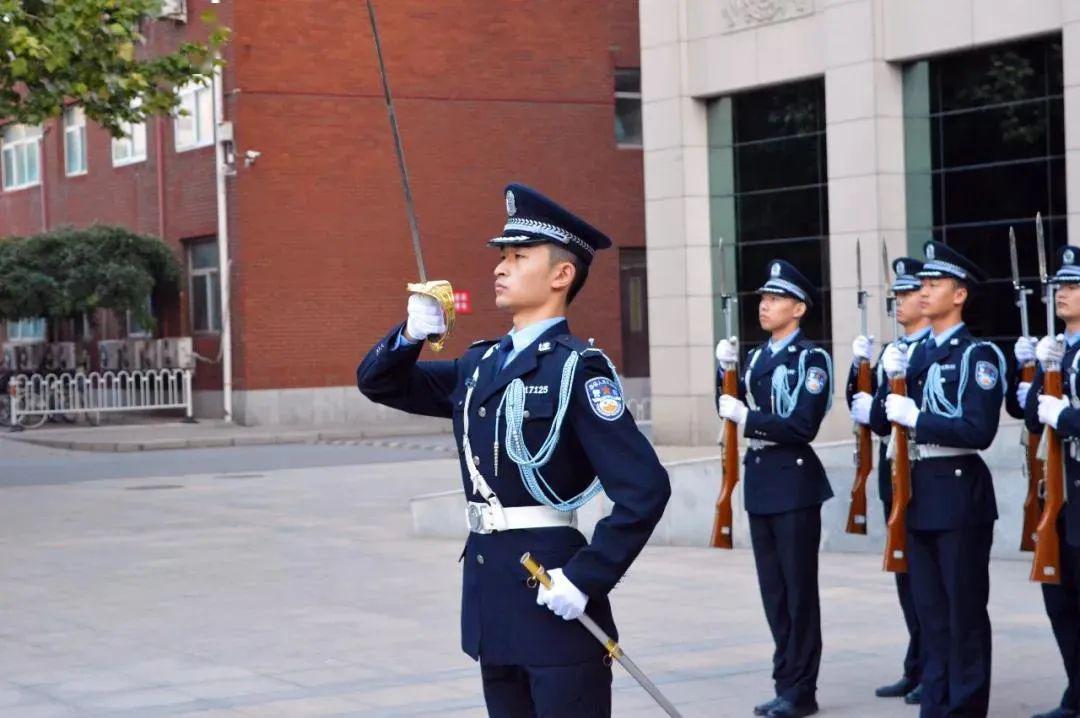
[0,0,649,425]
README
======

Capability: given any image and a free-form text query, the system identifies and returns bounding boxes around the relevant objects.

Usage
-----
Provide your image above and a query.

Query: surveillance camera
[244,149,261,167]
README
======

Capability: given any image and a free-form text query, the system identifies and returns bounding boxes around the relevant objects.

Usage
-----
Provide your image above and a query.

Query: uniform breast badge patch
[805,366,827,395]
[975,360,999,390]
[585,377,625,421]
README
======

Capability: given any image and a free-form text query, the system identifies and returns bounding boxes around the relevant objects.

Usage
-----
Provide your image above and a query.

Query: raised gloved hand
[718,394,748,425]
[715,337,738,368]
[404,293,446,343]
[881,343,909,377]
[537,568,588,621]
[885,394,920,428]
[852,335,875,365]
[1014,336,1037,365]
[851,392,873,425]
[1016,381,1031,409]
[1038,394,1069,429]
[1036,335,1066,369]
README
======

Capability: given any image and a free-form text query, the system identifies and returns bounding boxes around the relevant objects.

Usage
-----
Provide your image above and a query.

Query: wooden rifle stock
[710,365,741,549]
[1020,362,1042,552]
[1032,366,1065,584]
[883,374,911,573]
[846,359,873,534]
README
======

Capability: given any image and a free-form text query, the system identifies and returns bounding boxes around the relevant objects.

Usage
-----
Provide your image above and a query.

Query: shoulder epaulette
[554,334,591,353]
[469,338,499,348]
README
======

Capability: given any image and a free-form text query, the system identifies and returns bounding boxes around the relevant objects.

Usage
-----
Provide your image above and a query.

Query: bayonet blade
[1036,212,1048,284]
[717,236,727,297]
[1009,227,1021,290]
[856,239,864,298]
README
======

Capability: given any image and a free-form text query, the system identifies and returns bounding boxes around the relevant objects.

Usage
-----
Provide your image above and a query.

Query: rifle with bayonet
[711,236,740,549]
[1032,212,1065,584]
[882,240,910,573]
[846,239,872,535]
[1011,226,1041,552]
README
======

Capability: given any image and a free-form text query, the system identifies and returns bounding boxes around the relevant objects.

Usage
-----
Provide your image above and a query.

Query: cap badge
[926,244,935,260]
[897,260,905,275]
[505,190,517,217]
[771,262,781,278]
[1066,249,1075,265]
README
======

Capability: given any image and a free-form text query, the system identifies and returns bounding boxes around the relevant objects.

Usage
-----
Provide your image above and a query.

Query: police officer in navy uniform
[868,241,1006,718]
[847,258,930,706]
[715,260,834,718]
[1013,246,1080,718]
[357,184,671,718]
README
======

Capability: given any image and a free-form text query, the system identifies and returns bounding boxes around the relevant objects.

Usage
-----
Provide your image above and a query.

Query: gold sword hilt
[406,280,457,353]
[520,553,623,663]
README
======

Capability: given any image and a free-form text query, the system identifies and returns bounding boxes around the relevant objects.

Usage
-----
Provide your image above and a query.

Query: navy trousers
[1042,519,1080,712]
[883,499,922,683]
[907,524,993,717]
[480,661,613,717]
[749,504,823,706]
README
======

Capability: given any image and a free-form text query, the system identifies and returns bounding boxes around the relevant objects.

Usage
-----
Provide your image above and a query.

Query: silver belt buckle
[466,503,486,533]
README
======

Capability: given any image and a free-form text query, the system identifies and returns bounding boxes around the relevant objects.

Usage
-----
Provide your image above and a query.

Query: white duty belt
[747,439,779,451]
[460,347,577,534]
[913,445,979,460]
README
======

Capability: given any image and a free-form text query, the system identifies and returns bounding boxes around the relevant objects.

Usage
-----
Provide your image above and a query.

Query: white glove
[404,293,446,343]
[718,394,748,425]
[851,392,873,425]
[852,335,875,364]
[1016,381,1031,409]
[1036,335,1066,369]
[537,568,588,621]
[1038,394,1069,429]
[715,337,738,367]
[1014,336,1037,365]
[885,394,920,428]
[882,343,909,377]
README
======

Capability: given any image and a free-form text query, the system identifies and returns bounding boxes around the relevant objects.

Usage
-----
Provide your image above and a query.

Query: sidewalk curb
[5,423,452,453]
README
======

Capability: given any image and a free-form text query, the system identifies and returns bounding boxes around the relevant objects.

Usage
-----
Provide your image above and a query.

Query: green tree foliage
[0,0,228,136]
[0,226,181,329]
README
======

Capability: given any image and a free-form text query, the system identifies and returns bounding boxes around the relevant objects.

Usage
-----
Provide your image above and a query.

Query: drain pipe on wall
[211,41,235,423]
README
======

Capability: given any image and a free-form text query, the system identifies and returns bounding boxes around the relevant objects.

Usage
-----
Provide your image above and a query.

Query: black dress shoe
[1032,707,1078,718]
[875,676,918,698]
[766,698,819,718]
[753,696,781,716]
[904,684,923,705]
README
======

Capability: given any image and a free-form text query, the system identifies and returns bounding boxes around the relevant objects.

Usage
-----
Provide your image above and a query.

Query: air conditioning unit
[159,337,195,370]
[158,0,187,22]
[131,339,162,370]
[13,343,46,372]
[99,340,128,372]
[45,342,77,372]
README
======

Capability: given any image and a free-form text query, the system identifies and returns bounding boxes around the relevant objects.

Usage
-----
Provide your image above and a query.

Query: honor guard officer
[1016,246,1080,718]
[715,260,834,718]
[869,241,1006,718]
[847,258,930,706]
[357,184,671,718]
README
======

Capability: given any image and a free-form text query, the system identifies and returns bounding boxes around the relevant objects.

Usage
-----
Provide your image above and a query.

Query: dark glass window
[909,35,1065,343]
[709,79,830,353]
[614,69,642,148]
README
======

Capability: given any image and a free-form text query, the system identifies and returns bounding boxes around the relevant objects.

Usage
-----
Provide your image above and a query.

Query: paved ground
[0,436,1068,717]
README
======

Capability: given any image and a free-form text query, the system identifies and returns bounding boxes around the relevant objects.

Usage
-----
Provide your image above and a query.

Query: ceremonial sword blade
[366,0,427,281]
[611,649,683,718]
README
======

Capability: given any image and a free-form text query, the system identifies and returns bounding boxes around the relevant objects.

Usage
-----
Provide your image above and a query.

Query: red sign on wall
[454,290,472,315]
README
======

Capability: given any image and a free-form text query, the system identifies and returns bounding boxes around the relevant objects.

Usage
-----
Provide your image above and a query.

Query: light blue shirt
[500,316,566,370]
[905,326,931,343]
[768,328,801,355]
[931,322,965,347]
[1066,330,1080,348]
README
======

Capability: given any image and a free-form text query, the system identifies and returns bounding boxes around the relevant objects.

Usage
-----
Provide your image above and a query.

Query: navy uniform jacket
[357,320,671,666]
[1019,341,1080,547]
[723,333,834,515]
[868,327,1003,530]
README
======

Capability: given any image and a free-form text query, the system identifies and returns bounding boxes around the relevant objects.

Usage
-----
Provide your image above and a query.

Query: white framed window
[1,124,42,191]
[614,68,642,148]
[64,106,88,176]
[112,100,147,166]
[6,318,47,342]
[174,80,214,151]
[188,240,221,333]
